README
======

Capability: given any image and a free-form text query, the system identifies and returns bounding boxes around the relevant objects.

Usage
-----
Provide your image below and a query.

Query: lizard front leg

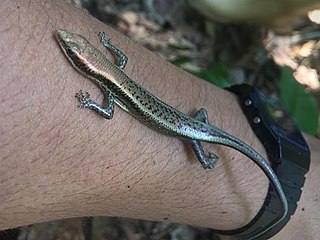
[75,90,115,119]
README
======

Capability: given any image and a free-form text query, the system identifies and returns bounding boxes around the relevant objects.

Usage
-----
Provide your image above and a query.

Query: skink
[55,29,287,238]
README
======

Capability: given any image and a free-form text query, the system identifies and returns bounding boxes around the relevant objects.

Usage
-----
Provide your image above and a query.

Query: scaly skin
[55,29,288,239]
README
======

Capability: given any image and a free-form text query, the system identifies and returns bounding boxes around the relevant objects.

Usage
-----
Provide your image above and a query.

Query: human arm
[0,1,318,239]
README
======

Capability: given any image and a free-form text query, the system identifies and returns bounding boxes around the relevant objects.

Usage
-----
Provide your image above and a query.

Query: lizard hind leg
[191,108,219,169]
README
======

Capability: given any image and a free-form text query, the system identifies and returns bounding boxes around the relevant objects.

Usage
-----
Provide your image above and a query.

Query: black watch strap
[212,84,310,239]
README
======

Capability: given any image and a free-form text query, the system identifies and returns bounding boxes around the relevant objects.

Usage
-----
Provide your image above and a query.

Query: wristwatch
[213,84,310,239]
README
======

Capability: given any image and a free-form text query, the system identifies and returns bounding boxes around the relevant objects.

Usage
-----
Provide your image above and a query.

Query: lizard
[55,29,288,238]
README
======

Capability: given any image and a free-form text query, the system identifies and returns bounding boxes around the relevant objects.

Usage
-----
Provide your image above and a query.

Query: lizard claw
[75,90,91,108]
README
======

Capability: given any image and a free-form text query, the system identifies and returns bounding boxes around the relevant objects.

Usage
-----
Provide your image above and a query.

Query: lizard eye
[66,48,75,57]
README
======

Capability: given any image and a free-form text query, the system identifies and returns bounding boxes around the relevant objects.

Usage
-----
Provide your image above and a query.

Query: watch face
[259,92,309,152]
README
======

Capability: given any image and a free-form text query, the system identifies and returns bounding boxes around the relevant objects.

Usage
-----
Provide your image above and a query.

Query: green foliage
[172,59,230,87]
[168,43,193,51]
[170,44,319,135]
[191,64,230,88]
[168,43,229,87]
[280,67,319,135]
[170,56,193,66]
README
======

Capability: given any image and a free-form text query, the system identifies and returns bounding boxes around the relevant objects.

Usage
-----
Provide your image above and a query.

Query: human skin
[0,0,319,239]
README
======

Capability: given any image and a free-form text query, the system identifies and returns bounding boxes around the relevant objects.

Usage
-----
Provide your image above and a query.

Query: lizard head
[55,29,98,74]
[55,29,88,58]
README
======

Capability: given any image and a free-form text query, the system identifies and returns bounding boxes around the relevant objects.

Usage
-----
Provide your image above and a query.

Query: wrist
[218,84,310,239]
[173,84,270,230]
